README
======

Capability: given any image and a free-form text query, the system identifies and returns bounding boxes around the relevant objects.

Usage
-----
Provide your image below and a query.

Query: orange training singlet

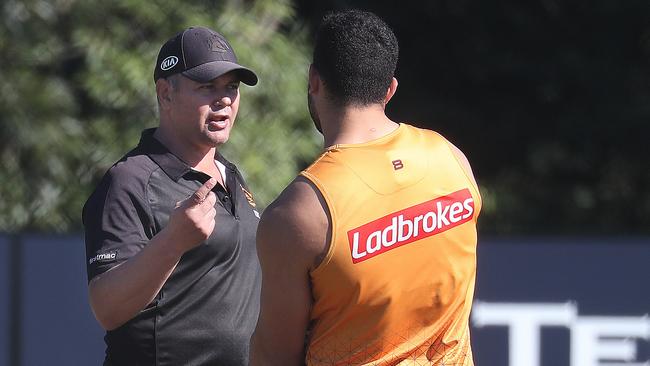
[300,123,481,366]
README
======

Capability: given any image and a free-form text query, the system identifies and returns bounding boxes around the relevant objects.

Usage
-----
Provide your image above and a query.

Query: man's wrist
[152,227,187,263]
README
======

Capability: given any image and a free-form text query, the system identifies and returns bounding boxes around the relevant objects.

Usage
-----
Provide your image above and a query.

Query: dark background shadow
[296,0,650,236]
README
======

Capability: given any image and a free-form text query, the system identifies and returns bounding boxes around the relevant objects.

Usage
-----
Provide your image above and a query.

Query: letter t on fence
[472,302,577,366]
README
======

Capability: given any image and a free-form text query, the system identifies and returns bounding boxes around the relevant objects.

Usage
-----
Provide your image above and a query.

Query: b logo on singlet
[347,189,475,264]
[392,159,404,170]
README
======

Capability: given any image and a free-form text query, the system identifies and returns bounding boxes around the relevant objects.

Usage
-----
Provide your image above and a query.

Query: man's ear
[156,78,173,109]
[383,77,398,106]
[308,64,320,95]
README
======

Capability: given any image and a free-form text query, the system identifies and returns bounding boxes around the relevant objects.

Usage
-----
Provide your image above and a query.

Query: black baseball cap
[154,26,258,85]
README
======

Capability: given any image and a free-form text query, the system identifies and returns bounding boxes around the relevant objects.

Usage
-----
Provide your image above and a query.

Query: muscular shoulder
[417,125,479,189]
[257,176,330,270]
[444,139,479,189]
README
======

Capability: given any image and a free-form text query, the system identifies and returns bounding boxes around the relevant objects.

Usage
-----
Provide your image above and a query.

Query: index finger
[188,178,217,206]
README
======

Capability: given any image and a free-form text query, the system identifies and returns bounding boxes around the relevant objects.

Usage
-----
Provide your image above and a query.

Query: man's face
[167,72,241,149]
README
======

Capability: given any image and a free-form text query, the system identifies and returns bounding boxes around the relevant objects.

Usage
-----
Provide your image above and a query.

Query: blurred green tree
[0,0,320,232]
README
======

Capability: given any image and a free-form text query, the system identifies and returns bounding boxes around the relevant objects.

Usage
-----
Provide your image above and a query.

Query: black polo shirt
[83,128,261,366]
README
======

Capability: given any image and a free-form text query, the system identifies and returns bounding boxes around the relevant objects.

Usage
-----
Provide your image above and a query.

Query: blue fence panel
[471,237,650,366]
[1,234,648,366]
[0,235,9,366]
[20,234,104,366]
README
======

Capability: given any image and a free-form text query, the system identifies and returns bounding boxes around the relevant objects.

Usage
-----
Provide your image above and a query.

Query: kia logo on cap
[160,56,179,70]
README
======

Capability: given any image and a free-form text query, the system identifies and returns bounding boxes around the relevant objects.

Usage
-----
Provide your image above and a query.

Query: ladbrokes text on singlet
[347,188,474,263]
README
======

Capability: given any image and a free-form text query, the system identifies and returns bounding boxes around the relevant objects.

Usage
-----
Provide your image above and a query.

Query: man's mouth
[207,114,229,130]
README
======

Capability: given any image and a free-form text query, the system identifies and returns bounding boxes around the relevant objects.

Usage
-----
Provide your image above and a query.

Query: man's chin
[203,131,230,147]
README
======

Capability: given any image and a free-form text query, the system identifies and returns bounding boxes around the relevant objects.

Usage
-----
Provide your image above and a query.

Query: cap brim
[182,61,258,86]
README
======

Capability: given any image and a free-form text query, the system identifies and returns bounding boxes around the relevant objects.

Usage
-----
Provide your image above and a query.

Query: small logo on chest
[240,184,260,219]
[392,159,404,170]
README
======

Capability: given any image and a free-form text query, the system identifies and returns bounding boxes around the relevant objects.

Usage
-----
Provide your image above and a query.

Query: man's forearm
[88,228,183,330]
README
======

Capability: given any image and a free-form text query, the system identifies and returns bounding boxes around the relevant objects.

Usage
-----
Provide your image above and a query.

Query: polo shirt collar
[138,128,237,181]
[139,128,191,181]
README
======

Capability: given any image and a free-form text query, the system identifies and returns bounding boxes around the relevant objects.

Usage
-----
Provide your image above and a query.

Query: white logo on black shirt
[88,251,117,265]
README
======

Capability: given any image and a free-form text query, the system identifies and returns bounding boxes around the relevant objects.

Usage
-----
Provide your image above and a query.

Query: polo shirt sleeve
[82,162,153,282]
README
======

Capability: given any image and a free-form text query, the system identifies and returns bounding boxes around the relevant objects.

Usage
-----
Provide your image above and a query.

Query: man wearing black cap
[83,26,261,365]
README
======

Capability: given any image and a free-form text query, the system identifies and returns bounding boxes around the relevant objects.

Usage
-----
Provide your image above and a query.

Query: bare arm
[250,177,330,366]
[448,142,479,189]
[89,178,218,330]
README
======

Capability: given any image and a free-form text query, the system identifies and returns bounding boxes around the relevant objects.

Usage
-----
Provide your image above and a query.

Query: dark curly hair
[312,9,399,106]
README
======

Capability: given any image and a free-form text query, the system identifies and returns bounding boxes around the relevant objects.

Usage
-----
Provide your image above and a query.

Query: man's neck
[153,127,222,180]
[322,105,399,148]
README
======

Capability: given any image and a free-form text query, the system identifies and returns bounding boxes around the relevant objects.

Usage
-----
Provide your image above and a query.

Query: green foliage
[0,0,320,232]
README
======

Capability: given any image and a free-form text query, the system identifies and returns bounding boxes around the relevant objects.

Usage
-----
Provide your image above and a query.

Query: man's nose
[213,96,232,108]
